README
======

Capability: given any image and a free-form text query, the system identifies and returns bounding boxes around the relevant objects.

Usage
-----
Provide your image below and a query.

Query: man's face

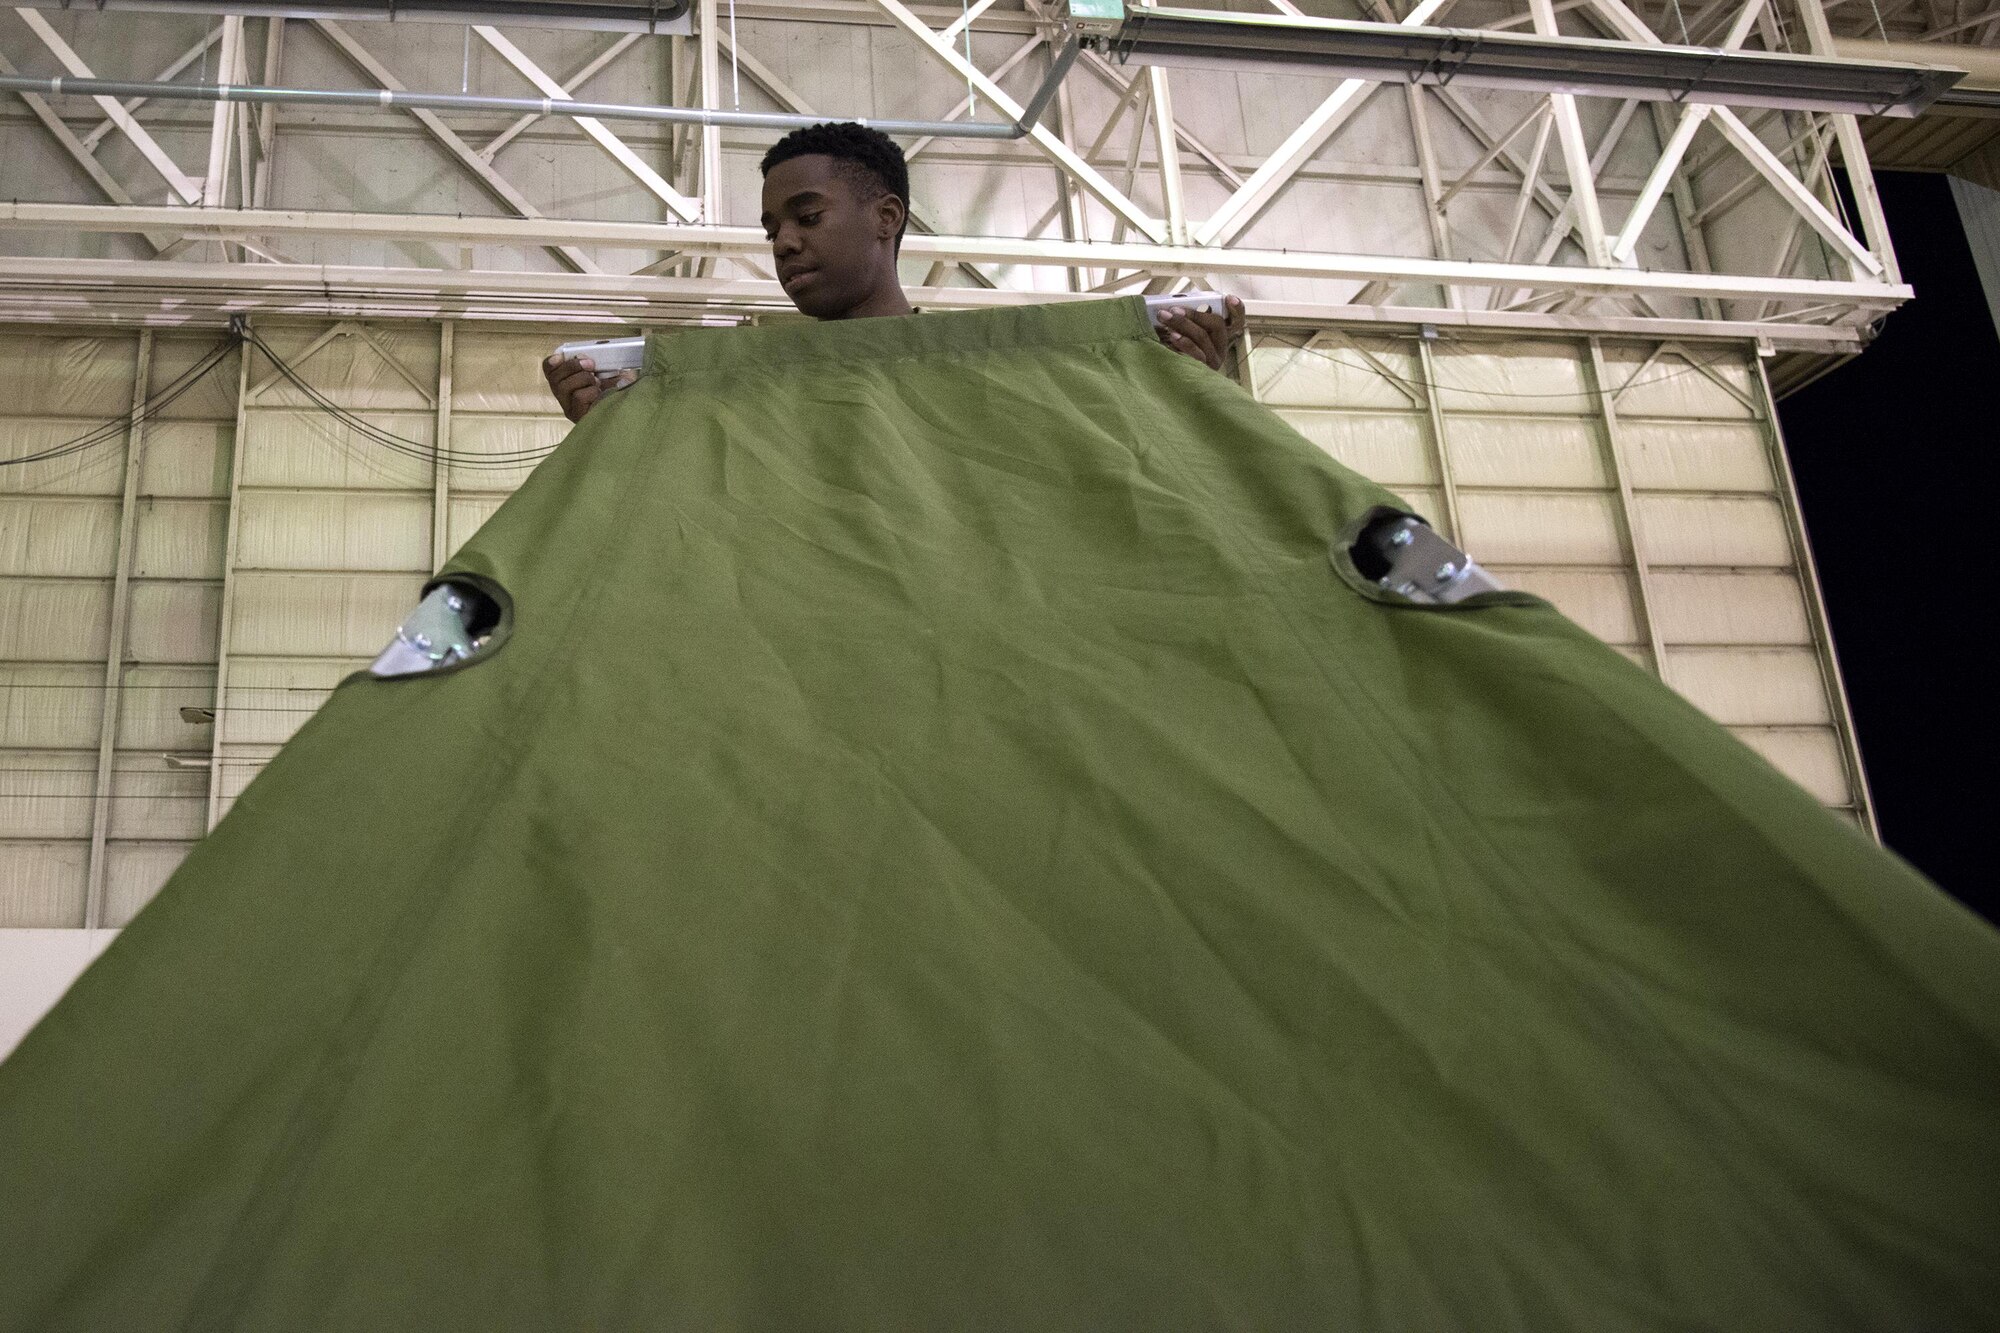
[760,153,900,320]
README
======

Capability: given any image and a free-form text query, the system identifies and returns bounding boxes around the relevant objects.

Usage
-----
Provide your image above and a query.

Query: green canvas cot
[0,298,1995,1330]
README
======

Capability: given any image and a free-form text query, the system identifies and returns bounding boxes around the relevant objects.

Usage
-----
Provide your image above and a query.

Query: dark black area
[1778,171,1994,924]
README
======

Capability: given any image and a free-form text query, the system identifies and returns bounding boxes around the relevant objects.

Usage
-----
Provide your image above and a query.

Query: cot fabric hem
[644,296,1154,378]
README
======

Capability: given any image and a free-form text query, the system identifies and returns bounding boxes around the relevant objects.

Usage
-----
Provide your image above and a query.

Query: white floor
[0,930,117,1062]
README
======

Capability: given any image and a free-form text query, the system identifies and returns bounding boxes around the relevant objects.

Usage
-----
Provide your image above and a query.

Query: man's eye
[799,213,823,226]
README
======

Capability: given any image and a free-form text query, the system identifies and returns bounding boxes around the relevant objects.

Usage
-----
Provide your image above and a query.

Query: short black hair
[760,122,910,252]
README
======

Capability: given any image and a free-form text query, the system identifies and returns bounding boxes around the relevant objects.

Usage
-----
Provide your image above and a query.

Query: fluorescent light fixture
[1097,7,1963,119]
[8,0,693,35]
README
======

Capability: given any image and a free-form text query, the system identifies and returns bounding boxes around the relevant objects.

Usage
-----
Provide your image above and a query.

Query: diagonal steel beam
[1792,0,1899,283]
[1405,86,1456,307]
[0,50,184,257]
[310,19,601,274]
[1530,0,1611,265]
[870,0,1167,243]
[15,6,201,203]
[81,24,221,152]
[1611,0,1767,263]
[1497,97,1639,308]
[902,31,1044,162]
[478,32,640,161]
[1195,0,1452,247]
[201,16,244,208]
[1146,62,1187,244]
[1504,108,1555,264]
[939,0,999,43]
[1431,85,1569,233]
[1582,0,1882,277]
[1755,125,1832,318]
[1522,99,1640,265]
[474,26,702,222]
[1709,106,1880,275]
[1434,99,1548,211]
[1017,1,1243,190]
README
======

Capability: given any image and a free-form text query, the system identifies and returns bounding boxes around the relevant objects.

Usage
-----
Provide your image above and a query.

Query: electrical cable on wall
[237,327,560,469]
[0,337,234,469]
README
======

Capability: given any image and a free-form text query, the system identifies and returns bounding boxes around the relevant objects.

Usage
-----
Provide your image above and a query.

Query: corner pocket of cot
[364,572,514,679]
[1329,504,1547,613]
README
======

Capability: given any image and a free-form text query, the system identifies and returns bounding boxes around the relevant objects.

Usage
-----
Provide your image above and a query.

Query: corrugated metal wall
[0,330,235,927]
[0,317,1868,925]
[1250,329,1865,824]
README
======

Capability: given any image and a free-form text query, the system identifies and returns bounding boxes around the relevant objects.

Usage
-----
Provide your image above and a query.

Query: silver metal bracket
[1357,513,1504,605]
[369,582,481,677]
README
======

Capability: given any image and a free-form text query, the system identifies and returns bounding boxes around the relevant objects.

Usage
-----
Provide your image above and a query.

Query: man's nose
[771,226,802,259]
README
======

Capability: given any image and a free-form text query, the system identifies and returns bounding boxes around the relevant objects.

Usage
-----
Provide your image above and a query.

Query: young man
[543,121,1246,422]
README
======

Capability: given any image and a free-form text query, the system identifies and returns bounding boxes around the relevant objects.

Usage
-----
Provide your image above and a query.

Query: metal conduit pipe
[0,34,1080,139]
[10,0,695,37]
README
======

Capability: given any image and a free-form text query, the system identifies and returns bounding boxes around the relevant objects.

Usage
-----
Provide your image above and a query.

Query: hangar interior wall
[0,318,1868,927]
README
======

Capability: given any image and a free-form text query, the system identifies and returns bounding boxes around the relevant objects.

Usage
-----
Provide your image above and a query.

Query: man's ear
[877,192,908,245]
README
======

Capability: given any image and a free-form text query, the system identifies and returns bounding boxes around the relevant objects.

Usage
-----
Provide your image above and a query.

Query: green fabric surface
[1,298,1995,1330]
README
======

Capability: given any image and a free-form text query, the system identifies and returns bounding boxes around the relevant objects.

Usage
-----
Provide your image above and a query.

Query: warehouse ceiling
[0,0,1990,351]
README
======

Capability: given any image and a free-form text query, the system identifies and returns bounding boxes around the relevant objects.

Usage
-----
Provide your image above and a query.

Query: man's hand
[543,353,637,424]
[1157,294,1246,373]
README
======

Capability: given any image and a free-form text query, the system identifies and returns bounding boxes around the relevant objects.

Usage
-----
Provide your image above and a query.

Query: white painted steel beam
[937,0,997,44]
[14,7,203,204]
[81,24,223,152]
[1405,86,1457,308]
[1013,0,1244,190]
[1708,106,1881,276]
[1530,0,1611,266]
[433,322,453,573]
[0,50,176,253]
[309,19,602,274]
[84,329,153,931]
[473,26,703,222]
[1610,0,1767,264]
[0,202,1913,308]
[201,16,245,208]
[901,32,1045,163]
[1611,105,1710,265]
[1147,63,1187,246]
[251,17,284,210]
[869,0,1167,243]
[0,255,1877,350]
[699,0,723,229]
[206,332,252,832]
[478,32,641,160]
[1194,0,1451,247]
[1802,3,1902,283]
[1581,0,1882,277]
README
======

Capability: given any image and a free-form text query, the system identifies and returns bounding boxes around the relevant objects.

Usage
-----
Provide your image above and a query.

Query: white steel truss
[0,0,1925,347]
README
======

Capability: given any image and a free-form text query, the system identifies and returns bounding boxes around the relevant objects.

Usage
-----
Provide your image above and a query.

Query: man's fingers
[553,369,601,399]
[1162,310,1222,369]
[1189,310,1230,369]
